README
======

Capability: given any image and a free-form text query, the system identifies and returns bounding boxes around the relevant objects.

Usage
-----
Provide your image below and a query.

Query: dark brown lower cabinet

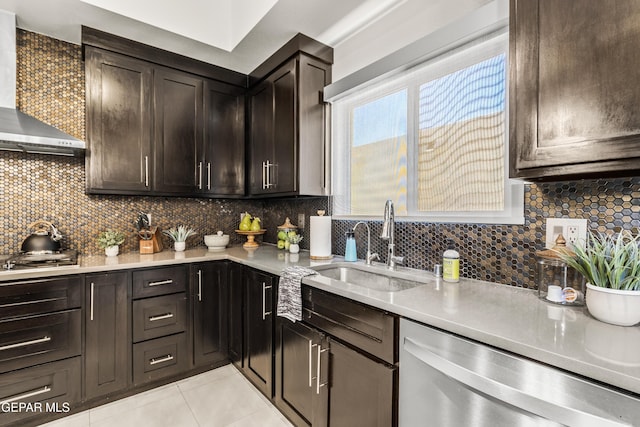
[0,357,81,426]
[191,262,229,367]
[242,268,275,397]
[325,338,395,427]
[228,262,243,367]
[275,319,396,427]
[84,272,130,400]
[274,286,398,427]
[133,333,188,385]
[275,319,325,426]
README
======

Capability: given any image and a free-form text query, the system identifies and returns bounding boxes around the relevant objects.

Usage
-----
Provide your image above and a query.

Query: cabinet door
[270,59,297,194]
[85,272,130,400]
[324,338,396,427]
[85,48,152,193]
[275,319,324,427]
[192,262,228,367]
[228,262,243,367]
[298,55,331,195]
[203,81,245,196]
[153,67,203,193]
[243,268,275,397]
[510,0,640,179]
[248,81,274,195]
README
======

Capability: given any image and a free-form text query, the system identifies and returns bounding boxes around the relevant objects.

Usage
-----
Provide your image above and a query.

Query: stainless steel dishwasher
[399,318,640,426]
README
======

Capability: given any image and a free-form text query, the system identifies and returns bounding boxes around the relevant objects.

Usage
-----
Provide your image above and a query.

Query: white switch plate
[545,218,587,249]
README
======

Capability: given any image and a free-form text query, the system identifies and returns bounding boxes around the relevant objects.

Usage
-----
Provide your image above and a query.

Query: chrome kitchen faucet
[380,200,404,270]
[353,221,379,265]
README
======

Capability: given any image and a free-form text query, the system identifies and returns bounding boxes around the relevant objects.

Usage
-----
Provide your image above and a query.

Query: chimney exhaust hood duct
[0,10,85,157]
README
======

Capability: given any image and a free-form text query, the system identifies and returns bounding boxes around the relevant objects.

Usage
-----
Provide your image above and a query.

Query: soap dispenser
[443,239,460,283]
[345,230,357,262]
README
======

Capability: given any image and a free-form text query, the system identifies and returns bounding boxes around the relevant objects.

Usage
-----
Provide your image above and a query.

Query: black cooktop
[2,249,78,271]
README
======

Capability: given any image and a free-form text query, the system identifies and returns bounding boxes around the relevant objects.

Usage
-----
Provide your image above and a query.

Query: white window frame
[330,29,524,225]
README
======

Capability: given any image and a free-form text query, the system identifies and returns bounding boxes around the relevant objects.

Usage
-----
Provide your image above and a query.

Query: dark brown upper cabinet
[85,48,153,193]
[510,0,640,181]
[83,28,246,197]
[248,37,332,197]
[153,67,203,194]
[202,81,245,196]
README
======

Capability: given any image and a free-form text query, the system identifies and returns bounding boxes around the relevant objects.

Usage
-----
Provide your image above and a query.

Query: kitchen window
[331,31,524,224]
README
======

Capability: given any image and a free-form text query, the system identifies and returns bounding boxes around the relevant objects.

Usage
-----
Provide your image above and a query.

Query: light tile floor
[40,365,294,427]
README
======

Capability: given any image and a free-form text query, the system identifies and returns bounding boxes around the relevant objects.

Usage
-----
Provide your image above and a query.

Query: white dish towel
[277,266,317,322]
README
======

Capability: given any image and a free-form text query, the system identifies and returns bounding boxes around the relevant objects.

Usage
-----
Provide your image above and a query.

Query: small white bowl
[204,231,229,251]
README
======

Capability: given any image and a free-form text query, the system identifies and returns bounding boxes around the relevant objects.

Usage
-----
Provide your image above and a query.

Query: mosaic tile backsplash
[2,29,639,291]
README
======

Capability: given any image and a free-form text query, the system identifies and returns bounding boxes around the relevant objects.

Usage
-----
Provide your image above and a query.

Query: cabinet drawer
[302,287,397,364]
[0,276,82,320]
[133,333,188,386]
[132,265,187,298]
[0,356,81,426]
[132,293,187,343]
[0,310,81,374]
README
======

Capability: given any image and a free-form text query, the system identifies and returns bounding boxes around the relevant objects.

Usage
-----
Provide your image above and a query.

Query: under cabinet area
[510,0,640,180]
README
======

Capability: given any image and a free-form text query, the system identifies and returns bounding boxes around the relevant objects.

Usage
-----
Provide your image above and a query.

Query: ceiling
[0,0,405,74]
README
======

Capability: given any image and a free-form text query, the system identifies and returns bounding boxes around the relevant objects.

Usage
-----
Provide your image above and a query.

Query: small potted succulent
[287,234,303,254]
[97,229,126,257]
[556,230,640,326]
[163,225,196,252]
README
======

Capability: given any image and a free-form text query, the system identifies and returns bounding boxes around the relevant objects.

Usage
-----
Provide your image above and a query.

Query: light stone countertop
[2,245,639,396]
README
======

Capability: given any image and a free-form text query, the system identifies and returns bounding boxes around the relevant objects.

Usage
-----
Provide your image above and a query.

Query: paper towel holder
[310,210,333,260]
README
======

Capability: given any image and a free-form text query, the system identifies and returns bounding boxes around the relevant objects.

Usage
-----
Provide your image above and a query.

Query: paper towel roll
[310,213,332,259]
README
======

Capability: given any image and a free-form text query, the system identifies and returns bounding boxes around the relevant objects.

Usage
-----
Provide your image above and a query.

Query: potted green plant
[287,234,303,254]
[556,230,640,326]
[97,229,126,257]
[163,225,196,252]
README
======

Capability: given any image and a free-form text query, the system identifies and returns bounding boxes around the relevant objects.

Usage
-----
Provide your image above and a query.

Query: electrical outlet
[545,218,587,249]
[297,213,305,230]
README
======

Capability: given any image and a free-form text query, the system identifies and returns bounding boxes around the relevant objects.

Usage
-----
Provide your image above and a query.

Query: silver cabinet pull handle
[403,338,629,427]
[149,313,174,322]
[262,161,267,189]
[316,345,329,394]
[0,386,51,404]
[0,336,51,352]
[198,161,203,190]
[148,279,173,287]
[265,161,271,188]
[197,270,202,302]
[207,162,211,190]
[144,156,149,187]
[262,283,272,320]
[309,340,318,387]
[149,354,174,365]
[90,282,95,321]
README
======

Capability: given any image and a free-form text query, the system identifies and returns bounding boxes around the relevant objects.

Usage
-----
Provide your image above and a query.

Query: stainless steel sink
[311,263,430,292]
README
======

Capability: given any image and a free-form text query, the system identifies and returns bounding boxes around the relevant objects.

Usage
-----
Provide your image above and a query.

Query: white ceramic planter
[586,283,640,326]
[289,243,300,254]
[174,241,186,252]
[104,245,119,257]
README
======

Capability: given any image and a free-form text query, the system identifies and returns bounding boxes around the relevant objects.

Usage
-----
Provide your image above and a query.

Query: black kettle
[21,221,63,254]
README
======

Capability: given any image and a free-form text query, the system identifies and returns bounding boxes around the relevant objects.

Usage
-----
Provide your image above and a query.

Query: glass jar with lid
[535,235,585,306]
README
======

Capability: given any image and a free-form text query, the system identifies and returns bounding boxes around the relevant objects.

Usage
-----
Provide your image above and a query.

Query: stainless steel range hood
[0,10,85,157]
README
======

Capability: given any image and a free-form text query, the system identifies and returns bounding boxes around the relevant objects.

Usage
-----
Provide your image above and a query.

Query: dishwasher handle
[403,337,630,427]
